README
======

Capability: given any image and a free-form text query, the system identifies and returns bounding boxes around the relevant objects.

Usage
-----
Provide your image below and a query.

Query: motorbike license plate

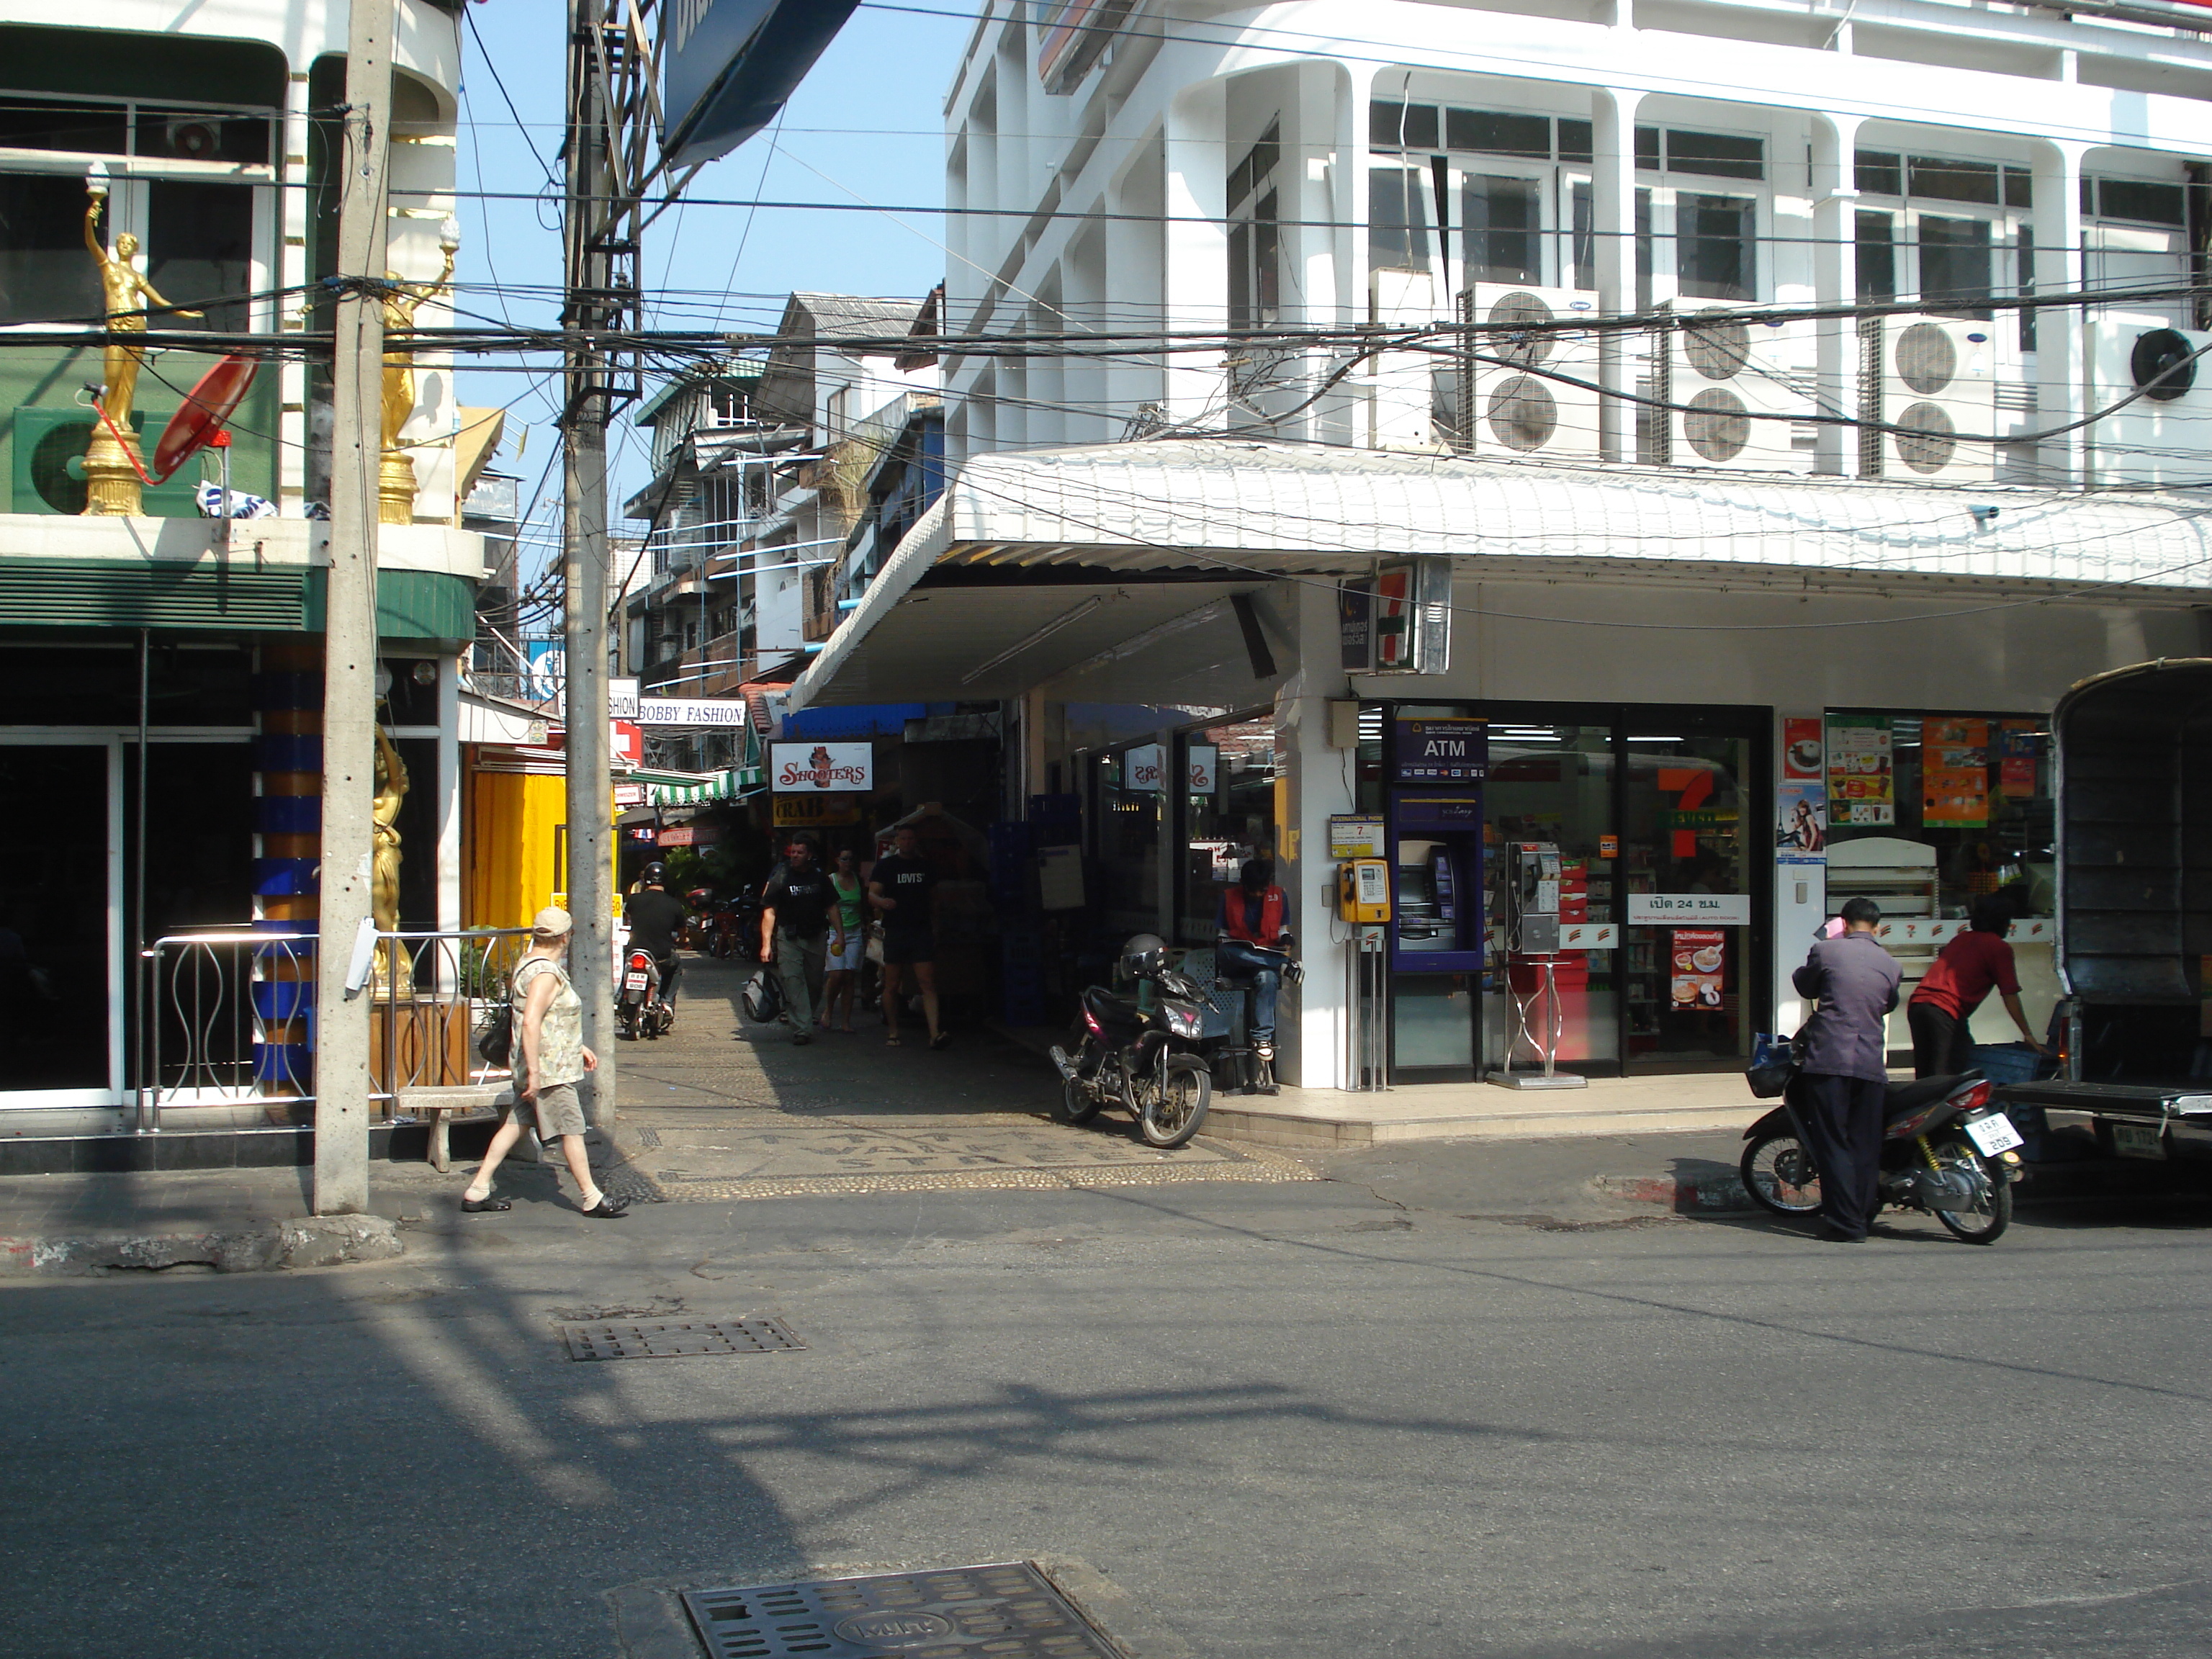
[624,973,649,991]
[2110,1121,2166,1161]
[1964,1112,2024,1156]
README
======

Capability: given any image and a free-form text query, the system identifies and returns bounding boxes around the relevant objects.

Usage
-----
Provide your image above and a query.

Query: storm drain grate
[683,1562,1118,1659]
[560,1317,804,1362]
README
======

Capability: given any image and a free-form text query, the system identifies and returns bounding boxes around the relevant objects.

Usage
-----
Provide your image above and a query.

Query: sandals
[580,1195,629,1219]
[930,1032,950,1051]
[460,1195,512,1213]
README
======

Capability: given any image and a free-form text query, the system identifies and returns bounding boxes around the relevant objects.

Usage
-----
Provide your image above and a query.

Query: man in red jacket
[1217,858,1292,1087]
[1907,899,2050,1078]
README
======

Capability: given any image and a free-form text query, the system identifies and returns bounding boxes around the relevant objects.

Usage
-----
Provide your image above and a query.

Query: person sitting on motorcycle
[1216,857,1293,1079]
[622,862,690,1006]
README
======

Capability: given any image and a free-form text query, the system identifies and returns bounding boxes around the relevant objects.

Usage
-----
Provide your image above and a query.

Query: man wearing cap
[461,907,625,1218]
[1790,895,1902,1243]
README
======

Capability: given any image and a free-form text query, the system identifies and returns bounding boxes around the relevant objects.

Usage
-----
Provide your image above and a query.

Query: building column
[1809,114,1863,476]
[1296,58,1356,446]
[1590,88,1645,462]
[1277,578,1356,1090]
[2033,140,2090,487]
[1162,78,1230,428]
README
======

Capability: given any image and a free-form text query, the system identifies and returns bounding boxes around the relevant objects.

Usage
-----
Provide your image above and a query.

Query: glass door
[1619,711,1766,1071]
[0,742,120,1105]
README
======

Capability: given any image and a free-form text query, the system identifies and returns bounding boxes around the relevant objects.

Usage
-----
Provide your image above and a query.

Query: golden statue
[83,182,199,516]
[372,719,413,989]
[377,235,458,526]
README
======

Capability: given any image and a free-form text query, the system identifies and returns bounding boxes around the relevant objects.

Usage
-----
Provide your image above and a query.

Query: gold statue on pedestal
[378,235,459,526]
[82,182,199,516]
[372,719,413,990]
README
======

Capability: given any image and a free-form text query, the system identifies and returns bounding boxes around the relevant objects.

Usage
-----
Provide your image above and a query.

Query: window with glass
[1229,122,1282,328]
[1851,149,2032,336]
[1675,193,1755,302]
[1178,716,1279,946]
[1093,747,1164,935]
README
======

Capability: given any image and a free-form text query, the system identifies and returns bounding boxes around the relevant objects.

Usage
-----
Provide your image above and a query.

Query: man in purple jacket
[1790,896,1902,1242]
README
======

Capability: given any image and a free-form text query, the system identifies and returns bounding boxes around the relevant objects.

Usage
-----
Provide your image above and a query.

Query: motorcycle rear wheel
[1060,1068,1105,1125]
[1740,1133,1822,1215]
[1929,1136,2011,1244]
[1138,1056,1210,1149]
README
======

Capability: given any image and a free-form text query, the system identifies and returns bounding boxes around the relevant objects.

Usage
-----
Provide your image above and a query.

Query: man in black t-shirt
[867,820,943,1048]
[759,834,839,1044]
[623,863,690,1003]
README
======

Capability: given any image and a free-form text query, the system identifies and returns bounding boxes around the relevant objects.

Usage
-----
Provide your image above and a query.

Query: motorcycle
[1048,935,1213,1148]
[617,947,675,1041]
[1740,1070,2026,1244]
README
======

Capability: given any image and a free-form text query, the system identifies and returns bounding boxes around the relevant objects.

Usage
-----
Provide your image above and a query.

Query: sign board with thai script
[1628,892,1752,926]
[770,741,873,793]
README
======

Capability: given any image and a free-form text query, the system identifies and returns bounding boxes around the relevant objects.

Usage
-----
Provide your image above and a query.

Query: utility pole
[562,0,633,1127]
[315,0,395,1215]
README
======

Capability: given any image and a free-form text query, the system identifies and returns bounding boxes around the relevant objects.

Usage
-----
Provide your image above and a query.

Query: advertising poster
[1826,715,1894,826]
[1671,929,1726,1010]
[1782,716,1823,781]
[1122,744,1164,791]
[1338,578,1373,673]
[1923,717,1990,826]
[1775,781,1827,863]
[2000,719,2040,799]
[770,741,873,793]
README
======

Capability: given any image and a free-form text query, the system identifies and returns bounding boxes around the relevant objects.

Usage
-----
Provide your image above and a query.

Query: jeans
[774,927,828,1034]
[1216,940,1282,1046]
[652,952,681,1004]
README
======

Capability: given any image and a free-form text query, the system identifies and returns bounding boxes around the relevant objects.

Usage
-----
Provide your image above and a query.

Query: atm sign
[1392,716,1488,783]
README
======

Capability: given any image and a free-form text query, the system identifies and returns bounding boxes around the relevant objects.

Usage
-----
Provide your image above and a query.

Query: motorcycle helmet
[1120,932,1167,979]
[640,860,667,886]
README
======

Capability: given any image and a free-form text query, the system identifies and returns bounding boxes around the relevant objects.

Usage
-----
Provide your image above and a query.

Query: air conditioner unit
[2085,315,2212,487]
[1458,284,1603,460]
[1653,304,1808,473]
[1858,315,1996,483]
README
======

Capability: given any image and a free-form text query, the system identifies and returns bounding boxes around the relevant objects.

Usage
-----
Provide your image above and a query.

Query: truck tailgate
[1997,1079,2212,1123]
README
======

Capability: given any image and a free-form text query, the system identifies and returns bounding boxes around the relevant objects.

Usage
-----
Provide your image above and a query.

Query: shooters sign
[770,741,872,793]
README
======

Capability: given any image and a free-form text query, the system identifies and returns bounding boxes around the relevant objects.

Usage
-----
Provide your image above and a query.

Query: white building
[793,1,2212,1090]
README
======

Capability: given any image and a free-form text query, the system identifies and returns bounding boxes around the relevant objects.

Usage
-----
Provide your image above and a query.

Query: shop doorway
[0,742,120,1103]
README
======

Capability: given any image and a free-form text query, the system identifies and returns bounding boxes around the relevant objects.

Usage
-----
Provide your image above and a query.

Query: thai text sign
[1629,893,1752,926]
[770,741,872,793]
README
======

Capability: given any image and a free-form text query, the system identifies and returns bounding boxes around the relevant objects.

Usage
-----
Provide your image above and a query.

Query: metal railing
[137,925,534,1133]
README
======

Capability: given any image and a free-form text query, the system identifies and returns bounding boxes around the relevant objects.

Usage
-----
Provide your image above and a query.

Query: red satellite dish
[153,354,258,482]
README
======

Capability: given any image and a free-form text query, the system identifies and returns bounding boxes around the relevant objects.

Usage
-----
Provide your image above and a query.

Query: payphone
[1501,841,1562,956]
[1337,858,1392,923]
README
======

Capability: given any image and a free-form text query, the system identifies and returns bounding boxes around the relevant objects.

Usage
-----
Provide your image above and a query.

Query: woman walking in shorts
[822,846,867,1032]
[461,907,626,1217]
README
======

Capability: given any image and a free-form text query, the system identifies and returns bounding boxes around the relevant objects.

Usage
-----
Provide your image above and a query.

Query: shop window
[0,171,104,324]
[1369,165,1432,271]
[1179,717,1278,946]
[1917,214,1994,318]
[1676,193,1755,302]
[1444,108,1550,160]
[1461,173,1541,286]
[146,179,254,333]
[1856,210,1897,302]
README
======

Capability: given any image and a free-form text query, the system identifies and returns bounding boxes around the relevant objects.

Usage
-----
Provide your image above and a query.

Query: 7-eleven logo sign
[1655,767,1731,858]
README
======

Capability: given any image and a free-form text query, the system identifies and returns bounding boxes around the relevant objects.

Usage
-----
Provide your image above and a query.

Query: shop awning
[788,437,2212,712]
[634,766,764,806]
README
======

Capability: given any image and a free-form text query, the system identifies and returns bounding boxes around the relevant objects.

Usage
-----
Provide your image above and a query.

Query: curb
[0,1213,404,1277]
[1595,1173,1755,1213]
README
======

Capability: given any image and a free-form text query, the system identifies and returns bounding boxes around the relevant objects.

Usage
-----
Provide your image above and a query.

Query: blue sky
[454,1,967,535]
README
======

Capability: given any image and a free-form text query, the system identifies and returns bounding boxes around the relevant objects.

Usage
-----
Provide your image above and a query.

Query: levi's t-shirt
[870,853,938,933]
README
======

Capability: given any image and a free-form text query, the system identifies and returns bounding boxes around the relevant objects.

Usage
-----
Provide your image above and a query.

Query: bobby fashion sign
[770,741,873,793]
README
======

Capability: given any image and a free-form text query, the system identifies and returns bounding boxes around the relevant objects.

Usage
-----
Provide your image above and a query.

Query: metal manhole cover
[560,1317,803,1361]
[683,1562,1118,1658]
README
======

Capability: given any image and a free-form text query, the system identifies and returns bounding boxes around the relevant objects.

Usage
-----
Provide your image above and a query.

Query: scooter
[1740,1071,2026,1243]
[617,948,674,1040]
[1049,943,1213,1149]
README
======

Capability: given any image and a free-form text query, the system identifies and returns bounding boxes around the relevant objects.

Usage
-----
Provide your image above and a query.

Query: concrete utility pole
[563,0,620,1125]
[315,0,395,1215]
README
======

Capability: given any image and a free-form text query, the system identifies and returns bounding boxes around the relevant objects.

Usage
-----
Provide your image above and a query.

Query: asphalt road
[3,1136,2208,1659]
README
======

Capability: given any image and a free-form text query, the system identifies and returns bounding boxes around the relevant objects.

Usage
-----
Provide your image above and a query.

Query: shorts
[881,929,935,966]
[827,930,866,972]
[511,1079,586,1141]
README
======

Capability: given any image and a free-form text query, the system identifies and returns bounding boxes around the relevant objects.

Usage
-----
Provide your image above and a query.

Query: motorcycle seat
[1082,985,1143,1028]
[1883,1072,1981,1117]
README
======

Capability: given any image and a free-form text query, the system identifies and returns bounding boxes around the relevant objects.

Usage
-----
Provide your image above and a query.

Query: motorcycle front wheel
[1929,1136,2011,1244]
[1138,1056,1211,1149]
[1740,1133,1822,1215]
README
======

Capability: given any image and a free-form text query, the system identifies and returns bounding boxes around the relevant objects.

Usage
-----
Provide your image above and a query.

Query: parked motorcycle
[1048,934,1213,1148]
[1740,1071,2026,1243]
[617,947,675,1041]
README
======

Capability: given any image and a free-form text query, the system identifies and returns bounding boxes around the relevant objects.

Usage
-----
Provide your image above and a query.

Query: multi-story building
[0,0,492,1123]
[794,1,2212,1089]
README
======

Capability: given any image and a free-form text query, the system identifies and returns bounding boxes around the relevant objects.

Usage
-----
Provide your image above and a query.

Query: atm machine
[1485,840,1587,1089]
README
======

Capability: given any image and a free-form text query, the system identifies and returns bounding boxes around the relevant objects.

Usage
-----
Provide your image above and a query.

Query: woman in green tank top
[822,846,868,1033]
